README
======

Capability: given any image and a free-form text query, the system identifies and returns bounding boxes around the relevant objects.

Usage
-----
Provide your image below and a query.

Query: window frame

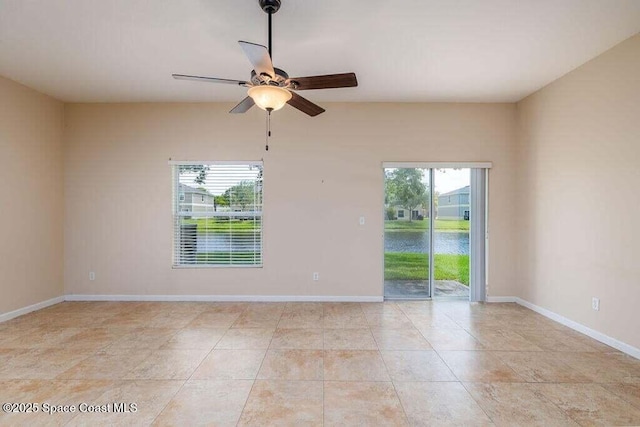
[170,160,264,269]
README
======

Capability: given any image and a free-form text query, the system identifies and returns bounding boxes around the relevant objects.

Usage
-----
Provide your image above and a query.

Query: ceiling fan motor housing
[259,0,281,14]
[251,68,289,87]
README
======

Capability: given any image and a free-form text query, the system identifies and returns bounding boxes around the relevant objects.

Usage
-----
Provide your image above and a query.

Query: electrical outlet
[359,216,365,225]
[312,272,319,281]
[89,271,95,281]
[592,297,600,311]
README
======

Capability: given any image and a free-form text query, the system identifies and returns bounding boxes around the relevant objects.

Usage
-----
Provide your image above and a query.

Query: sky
[434,168,470,194]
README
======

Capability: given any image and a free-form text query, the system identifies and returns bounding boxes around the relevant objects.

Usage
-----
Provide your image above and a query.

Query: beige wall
[63,102,518,298]
[0,76,64,314]
[516,34,640,348]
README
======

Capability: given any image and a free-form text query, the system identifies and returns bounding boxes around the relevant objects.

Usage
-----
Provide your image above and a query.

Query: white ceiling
[1,0,639,103]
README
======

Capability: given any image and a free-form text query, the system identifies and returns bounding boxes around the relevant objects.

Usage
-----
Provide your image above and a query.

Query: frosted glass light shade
[248,85,292,111]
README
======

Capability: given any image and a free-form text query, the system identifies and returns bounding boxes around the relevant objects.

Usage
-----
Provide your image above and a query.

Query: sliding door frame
[428,168,435,298]
[382,161,492,301]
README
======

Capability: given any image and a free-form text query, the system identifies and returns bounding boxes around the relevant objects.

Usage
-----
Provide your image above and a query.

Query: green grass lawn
[183,218,260,232]
[384,252,469,286]
[384,219,469,232]
[434,219,470,232]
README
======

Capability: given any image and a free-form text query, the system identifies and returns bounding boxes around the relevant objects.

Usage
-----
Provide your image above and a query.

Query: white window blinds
[171,162,263,267]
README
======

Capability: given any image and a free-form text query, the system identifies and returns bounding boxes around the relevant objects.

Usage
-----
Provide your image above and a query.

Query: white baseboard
[0,296,65,323]
[486,296,516,303]
[515,297,640,360]
[64,294,384,303]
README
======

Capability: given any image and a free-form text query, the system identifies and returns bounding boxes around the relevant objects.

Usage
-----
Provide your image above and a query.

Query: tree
[214,195,228,211]
[386,169,427,221]
[223,181,259,211]
[180,165,209,185]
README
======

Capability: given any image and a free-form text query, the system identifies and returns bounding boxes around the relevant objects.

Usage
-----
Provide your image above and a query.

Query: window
[172,162,263,267]
[201,195,205,202]
[179,194,185,202]
[397,209,404,218]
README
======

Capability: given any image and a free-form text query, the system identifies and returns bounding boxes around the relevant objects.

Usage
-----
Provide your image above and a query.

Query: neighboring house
[178,183,260,216]
[178,183,215,213]
[395,206,428,221]
[438,185,470,220]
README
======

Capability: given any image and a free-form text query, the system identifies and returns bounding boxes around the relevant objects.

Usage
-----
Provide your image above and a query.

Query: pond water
[196,233,262,252]
[384,231,469,255]
[194,231,468,255]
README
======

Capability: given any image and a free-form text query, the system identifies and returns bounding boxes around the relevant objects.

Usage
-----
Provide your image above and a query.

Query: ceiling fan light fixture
[248,85,291,111]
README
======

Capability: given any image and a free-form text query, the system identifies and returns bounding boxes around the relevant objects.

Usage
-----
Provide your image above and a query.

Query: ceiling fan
[172,0,358,117]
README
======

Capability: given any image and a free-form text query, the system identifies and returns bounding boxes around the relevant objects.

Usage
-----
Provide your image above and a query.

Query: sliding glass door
[384,165,484,300]
[383,168,431,298]
[433,168,470,298]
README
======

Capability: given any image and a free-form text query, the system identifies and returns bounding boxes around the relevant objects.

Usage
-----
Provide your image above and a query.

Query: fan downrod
[259,0,281,14]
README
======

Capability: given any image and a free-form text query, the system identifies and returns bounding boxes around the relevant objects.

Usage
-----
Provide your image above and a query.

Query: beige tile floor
[0,300,639,426]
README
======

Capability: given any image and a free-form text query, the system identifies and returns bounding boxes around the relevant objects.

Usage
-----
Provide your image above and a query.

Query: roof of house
[179,183,211,196]
[439,185,470,198]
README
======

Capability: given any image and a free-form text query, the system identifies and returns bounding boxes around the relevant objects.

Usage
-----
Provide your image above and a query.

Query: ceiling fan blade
[229,96,255,114]
[172,74,249,86]
[238,41,275,79]
[287,91,325,117]
[288,73,358,90]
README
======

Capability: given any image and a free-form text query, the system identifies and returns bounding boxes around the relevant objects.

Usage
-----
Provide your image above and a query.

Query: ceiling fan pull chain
[265,110,272,151]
